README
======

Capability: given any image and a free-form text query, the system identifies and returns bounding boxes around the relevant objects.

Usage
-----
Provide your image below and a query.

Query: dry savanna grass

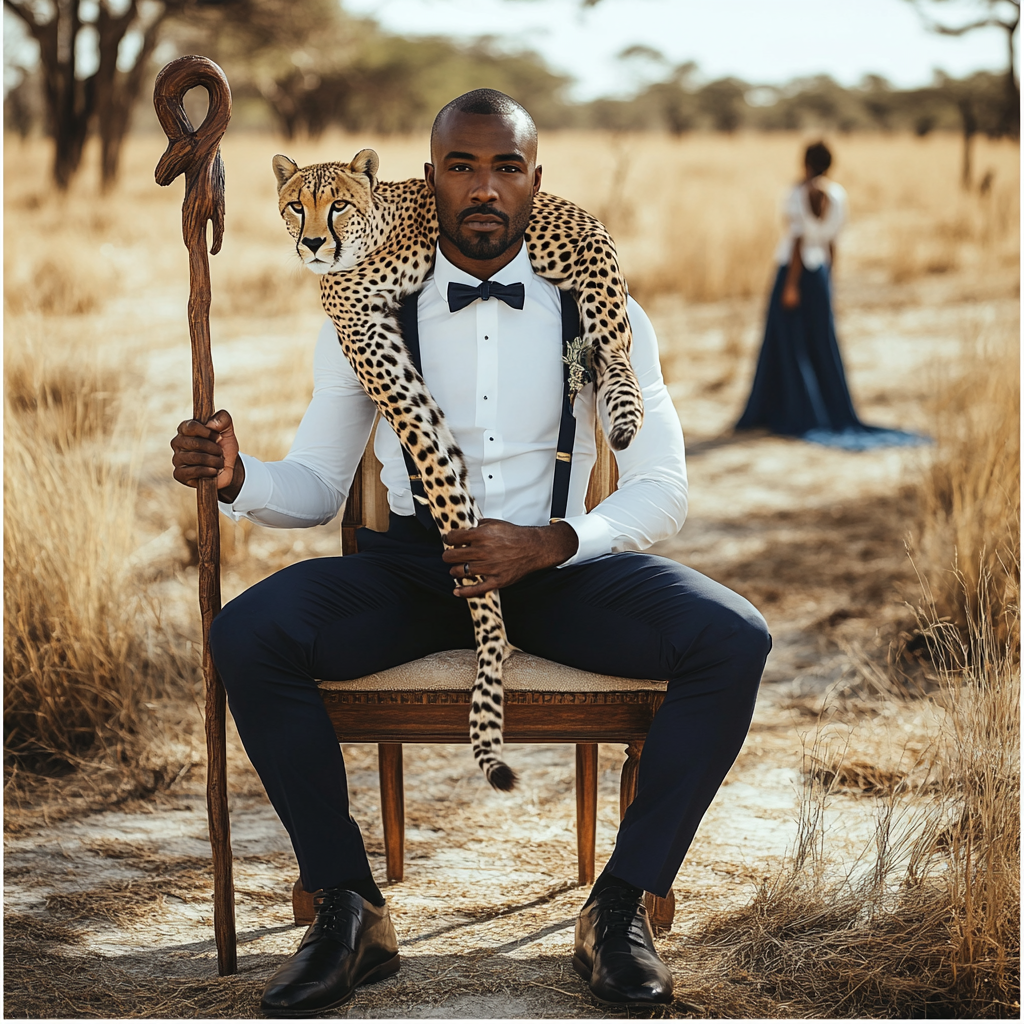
[681,333,1021,1016]
[3,129,1018,1017]
[699,312,1020,1016]
[4,320,125,448]
[5,130,1016,309]
[913,330,1020,642]
[2,317,195,786]
[688,581,1020,1019]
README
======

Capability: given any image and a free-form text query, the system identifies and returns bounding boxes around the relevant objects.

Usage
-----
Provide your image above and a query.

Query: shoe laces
[596,888,648,947]
[311,888,358,935]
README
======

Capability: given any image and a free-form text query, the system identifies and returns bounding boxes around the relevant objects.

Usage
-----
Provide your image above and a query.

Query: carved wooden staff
[154,55,237,976]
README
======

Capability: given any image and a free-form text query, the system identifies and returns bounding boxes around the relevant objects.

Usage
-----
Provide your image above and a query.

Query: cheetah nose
[302,236,326,254]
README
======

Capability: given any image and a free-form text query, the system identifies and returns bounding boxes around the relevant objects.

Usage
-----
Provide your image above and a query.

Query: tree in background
[3,0,201,189]
[164,0,371,138]
[696,77,749,132]
[615,47,698,134]
[168,1,575,139]
[908,0,1020,140]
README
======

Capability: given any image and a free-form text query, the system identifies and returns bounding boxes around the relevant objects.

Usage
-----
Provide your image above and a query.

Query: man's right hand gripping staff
[171,409,245,504]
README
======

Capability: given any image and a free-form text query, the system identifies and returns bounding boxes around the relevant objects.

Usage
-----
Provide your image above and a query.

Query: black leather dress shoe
[260,888,400,1017]
[573,886,674,1007]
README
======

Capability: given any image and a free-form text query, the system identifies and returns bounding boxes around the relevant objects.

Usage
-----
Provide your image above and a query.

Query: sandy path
[5,257,1015,1017]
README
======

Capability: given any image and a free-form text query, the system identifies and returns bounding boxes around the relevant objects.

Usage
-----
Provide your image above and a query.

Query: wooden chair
[290,422,675,931]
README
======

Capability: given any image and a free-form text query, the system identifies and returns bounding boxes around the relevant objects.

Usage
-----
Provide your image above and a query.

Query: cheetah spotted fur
[273,148,644,791]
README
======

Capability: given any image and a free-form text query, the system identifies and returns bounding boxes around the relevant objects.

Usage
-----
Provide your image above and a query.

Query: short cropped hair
[805,141,832,176]
[430,89,537,149]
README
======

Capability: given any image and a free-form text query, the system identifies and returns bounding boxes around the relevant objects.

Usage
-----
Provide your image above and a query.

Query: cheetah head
[272,149,380,274]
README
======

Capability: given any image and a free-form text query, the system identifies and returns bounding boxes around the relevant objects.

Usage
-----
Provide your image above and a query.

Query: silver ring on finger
[463,562,472,577]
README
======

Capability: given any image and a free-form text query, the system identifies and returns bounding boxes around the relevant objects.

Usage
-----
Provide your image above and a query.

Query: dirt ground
[4,137,1019,1018]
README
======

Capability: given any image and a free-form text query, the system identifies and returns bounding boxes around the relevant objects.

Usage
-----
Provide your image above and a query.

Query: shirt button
[488,474,493,479]
[484,335,489,340]
[483,395,488,400]
[489,437,494,441]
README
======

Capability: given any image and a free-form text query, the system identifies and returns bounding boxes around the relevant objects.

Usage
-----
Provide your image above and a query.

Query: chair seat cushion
[318,649,667,694]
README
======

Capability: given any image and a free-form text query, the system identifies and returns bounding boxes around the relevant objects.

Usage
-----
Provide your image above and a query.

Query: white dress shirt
[774,180,847,270]
[220,243,688,566]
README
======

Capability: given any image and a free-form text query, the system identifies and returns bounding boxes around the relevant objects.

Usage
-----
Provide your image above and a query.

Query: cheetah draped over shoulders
[274,148,644,791]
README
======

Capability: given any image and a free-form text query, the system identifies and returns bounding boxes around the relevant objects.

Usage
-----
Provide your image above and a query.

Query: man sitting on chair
[170,89,771,1016]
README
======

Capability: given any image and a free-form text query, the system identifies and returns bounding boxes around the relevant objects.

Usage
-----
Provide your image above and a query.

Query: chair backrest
[341,418,619,555]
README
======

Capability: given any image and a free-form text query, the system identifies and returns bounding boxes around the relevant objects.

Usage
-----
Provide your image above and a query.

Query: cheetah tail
[485,761,518,792]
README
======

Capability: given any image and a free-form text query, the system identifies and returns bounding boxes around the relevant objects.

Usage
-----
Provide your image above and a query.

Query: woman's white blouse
[218,243,688,567]
[774,179,847,271]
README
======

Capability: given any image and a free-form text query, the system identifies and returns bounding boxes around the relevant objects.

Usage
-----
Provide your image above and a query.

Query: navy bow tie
[446,279,525,313]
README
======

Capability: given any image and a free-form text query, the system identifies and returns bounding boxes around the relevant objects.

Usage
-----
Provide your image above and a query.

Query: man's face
[425,110,541,263]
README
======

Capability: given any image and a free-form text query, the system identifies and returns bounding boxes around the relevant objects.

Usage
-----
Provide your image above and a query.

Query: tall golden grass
[695,577,1019,1018]
[914,331,1020,644]
[688,330,1020,1017]
[2,322,189,775]
[4,325,123,449]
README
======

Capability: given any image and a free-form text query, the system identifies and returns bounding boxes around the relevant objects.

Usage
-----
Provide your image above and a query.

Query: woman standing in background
[736,141,924,450]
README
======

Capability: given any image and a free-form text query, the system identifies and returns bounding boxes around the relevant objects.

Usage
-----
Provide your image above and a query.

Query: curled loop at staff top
[154,55,232,255]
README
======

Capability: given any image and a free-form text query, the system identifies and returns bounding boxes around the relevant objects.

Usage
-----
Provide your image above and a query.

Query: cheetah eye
[287,202,303,214]
[331,201,350,214]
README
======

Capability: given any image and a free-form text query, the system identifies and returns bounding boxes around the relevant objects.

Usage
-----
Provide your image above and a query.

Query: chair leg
[644,889,676,934]
[378,743,405,883]
[292,878,316,926]
[575,743,598,885]
[619,740,676,934]
[619,741,644,819]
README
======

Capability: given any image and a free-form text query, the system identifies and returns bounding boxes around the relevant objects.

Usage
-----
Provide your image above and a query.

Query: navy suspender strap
[396,292,438,532]
[394,287,581,531]
[550,289,581,523]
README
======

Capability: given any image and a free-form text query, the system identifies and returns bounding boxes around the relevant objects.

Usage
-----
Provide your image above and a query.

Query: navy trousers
[210,514,771,898]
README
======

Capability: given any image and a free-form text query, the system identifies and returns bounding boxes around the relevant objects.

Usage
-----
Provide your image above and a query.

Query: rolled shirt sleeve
[560,297,688,565]
[218,319,377,528]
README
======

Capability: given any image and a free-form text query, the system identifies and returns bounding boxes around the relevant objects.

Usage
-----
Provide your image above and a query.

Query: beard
[437,201,532,262]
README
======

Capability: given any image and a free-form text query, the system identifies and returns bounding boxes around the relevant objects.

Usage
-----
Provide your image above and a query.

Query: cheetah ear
[272,154,299,191]
[350,148,379,188]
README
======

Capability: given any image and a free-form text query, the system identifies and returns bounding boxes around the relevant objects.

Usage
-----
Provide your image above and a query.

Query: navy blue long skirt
[736,264,927,450]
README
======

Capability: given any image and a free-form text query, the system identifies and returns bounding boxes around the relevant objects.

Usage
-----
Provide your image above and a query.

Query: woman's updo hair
[805,141,832,177]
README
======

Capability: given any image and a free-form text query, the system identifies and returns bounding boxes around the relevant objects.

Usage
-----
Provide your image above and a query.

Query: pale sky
[343,0,1015,100]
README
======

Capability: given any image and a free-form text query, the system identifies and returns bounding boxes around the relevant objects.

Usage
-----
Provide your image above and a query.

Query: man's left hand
[442,519,579,597]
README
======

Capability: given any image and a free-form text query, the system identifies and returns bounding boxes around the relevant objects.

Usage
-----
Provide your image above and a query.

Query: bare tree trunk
[92,0,137,190]
[1003,20,1020,138]
[259,80,301,139]
[98,5,169,190]
[958,95,977,189]
[37,0,95,189]
[5,0,179,190]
